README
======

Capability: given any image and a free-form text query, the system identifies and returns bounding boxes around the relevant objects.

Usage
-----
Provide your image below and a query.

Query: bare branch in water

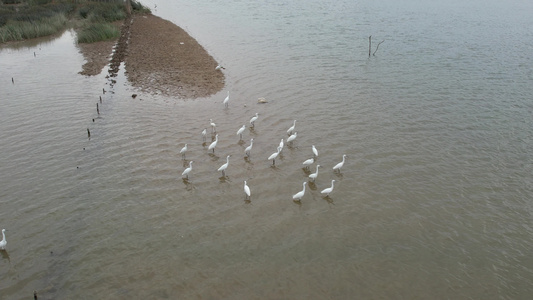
[373,40,384,56]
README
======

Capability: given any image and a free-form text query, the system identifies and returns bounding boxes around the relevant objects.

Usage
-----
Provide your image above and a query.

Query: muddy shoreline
[78,13,225,99]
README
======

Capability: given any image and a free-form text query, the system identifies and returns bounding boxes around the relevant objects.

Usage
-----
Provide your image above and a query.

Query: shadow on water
[248,127,258,136]
[323,195,335,206]
[182,178,194,191]
[1,249,10,262]
[208,152,220,160]
[243,156,253,164]
[301,168,312,176]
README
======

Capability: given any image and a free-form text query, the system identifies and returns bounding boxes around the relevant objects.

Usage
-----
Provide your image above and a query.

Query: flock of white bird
[0,89,349,253]
[179,88,348,204]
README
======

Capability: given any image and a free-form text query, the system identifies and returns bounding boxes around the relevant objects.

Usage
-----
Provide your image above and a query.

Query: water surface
[1,0,533,298]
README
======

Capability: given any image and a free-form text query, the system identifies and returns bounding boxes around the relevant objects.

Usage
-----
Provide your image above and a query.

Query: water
[1,0,533,298]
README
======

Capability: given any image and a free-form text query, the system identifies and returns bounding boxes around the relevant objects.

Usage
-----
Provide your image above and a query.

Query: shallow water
[1,0,533,299]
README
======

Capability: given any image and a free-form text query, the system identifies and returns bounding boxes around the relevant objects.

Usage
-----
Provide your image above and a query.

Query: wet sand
[78,13,225,98]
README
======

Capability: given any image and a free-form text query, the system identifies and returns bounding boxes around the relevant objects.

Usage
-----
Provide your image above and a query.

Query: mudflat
[78,13,225,99]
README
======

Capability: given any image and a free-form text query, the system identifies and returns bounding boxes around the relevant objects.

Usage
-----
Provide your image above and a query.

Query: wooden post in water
[368,36,371,58]
[87,128,91,139]
[96,103,100,115]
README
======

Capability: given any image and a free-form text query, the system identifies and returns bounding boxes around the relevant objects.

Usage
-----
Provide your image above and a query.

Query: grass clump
[77,22,119,43]
[0,13,67,43]
[77,2,125,23]
[131,0,151,14]
[0,0,150,44]
[0,0,75,42]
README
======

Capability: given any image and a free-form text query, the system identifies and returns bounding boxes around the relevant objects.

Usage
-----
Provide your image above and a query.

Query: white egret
[250,113,259,127]
[0,229,6,250]
[321,180,336,196]
[215,65,225,70]
[244,180,251,200]
[245,138,254,157]
[287,120,296,135]
[223,91,230,108]
[268,146,282,165]
[237,125,246,140]
[210,119,216,133]
[182,161,193,179]
[180,143,188,159]
[333,154,347,172]
[308,165,321,182]
[218,155,231,176]
[279,139,284,153]
[287,132,297,145]
[312,145,318,157]
[292,182,307,201]
[302,157,314,169]
[208,134,219,153]
[201,128,207,142]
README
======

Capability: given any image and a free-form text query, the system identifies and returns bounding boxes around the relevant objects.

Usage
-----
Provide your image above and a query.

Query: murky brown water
[1,0,533,298]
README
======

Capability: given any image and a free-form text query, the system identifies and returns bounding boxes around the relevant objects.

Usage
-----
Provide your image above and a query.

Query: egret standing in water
[321,180,336,196]
[218,155,231,176]
[279,139,284,153]
[287,132,297,145]
[333,154,347,172]
[312,145,318,158]
[245,138,254,157]
[302,157,314,169]
[210,119,217,133]
[287,120,296,135]
[268,146,282,166]
[180,143,188,160]
[201,128,207,142]
[292,182,307,202]
[208,134,219,153]
[237,125,246,140]
[244,180,251,200]
[0,229,6,250]
[308,165,321,182]
[250,113,259,127]
[182,161,193,179]
[223,91,230,108]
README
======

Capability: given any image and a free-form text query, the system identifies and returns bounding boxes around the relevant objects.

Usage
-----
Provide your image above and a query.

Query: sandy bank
[78,13,225,99]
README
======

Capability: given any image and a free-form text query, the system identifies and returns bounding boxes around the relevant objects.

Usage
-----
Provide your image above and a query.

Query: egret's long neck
[1,231,5,242]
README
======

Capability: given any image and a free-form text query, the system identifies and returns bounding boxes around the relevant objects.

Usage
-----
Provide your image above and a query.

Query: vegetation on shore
[0,0,150,44]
